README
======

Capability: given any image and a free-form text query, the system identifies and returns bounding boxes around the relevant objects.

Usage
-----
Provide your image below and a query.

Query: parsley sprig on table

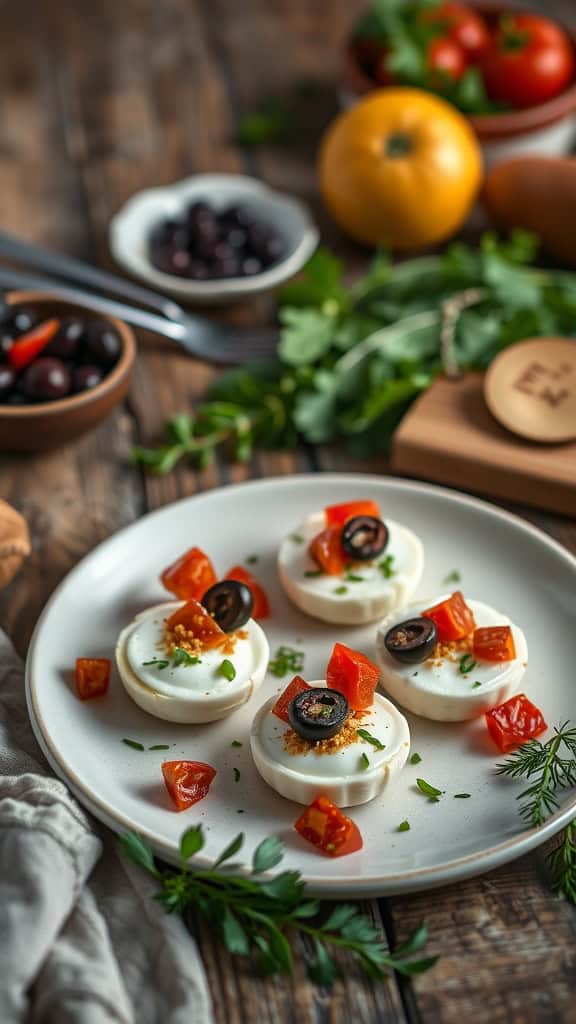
[495,723,576,904]
[133,233,576,475]
[121,827,437,985]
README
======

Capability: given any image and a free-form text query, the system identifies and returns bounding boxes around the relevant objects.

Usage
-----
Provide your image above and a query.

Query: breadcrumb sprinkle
[162,622,247,657]
[426,634,473,669]
[283,710,369,757]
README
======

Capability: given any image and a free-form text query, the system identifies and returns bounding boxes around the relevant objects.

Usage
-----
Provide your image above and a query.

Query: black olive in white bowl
[109,173,319,306]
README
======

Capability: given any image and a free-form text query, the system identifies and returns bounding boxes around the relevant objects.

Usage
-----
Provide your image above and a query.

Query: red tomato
[326,641,379,711]
[422,2,490,59]
[426,36,467,84]
[473,625,516,663]
[224,565,271,619]
[8,319,60,370]
[294,795,363,857]
[422,591,475,642]
[308,526,348,576]
[272,675,312,723]
[485,694,547,753]
[325,500,381,527]
[161,547,217,601]
[166,599,225,648]
[481,14,575,108]
[75,658,111,700]
[162,760,216,811]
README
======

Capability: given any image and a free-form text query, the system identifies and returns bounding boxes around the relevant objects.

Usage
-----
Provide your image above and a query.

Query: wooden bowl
[0,292,136,451]
[342,3,576,167]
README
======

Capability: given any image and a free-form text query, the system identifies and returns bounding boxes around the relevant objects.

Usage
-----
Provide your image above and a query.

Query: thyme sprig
[121,827,437,985]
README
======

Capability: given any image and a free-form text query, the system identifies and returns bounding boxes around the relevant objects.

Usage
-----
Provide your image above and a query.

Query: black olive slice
[341,515,389,562]
[288,688,349,742]
[384,617,437,665]
[201,579,254,632]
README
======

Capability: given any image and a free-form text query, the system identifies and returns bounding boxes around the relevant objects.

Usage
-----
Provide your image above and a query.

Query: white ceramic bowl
[109,174,319,305]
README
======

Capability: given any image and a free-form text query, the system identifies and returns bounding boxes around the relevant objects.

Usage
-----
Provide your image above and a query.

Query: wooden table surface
[1,1,575,1021]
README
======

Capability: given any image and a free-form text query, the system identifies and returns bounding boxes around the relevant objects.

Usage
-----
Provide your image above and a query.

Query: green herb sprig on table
[495,723,576,903]
[133,233,576,475]
[268,645,305,678]
[121,826,437,985]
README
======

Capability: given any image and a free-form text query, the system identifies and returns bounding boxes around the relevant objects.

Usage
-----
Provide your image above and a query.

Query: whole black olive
[288,688,349,742]
[341,515,389,562]
[2,305,40,337]
[45,317,85,360]
[72,364,103,393]
[82,320,122,369]
[201,579,254,632]
[0,364,16,398]
[384,617,437,665]
[20,357,71,401]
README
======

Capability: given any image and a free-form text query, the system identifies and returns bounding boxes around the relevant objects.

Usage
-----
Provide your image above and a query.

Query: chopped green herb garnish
[142,658,169,670]
[218,659,236,681]
[246,554,259,564]
[236,809,245,814]
[459,654,477,675]
[454,793,471,799]
[291,533,304,543]
[443,570,461,584]
[149,744,170,751]
[334,585,348,595]
[378,555,396,579]
[233,768,241,782]
[416,778,443,798]
[357,728,386,751]
[123,738,145,751]
[360,752,370,771]
[345,572,364,583]
[410,752,422,765]
[269,645,305,678]
[398,820,411,832]
[304,569,323,578]
[472,681,482,689]
[231,740,243,748]
[172,647,201,668]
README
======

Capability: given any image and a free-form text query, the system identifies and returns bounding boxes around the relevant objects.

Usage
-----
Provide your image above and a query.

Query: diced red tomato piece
[294,795,363,857]
[272,675,312,723]
[224,565,270,619]
[8,319,60,370]
[162,760,216,811]
[485,694,547,753]
[161,546,217,601]
[474,625,516,663]
[75,658,111,700]
[308,526,348,576]
[422,591,475,642]
[166,599,225,648]
[324,500,381,527]
[326,642,379,711]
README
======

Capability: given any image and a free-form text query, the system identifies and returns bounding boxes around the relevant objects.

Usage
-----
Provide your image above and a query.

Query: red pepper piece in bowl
[485,694,547,753]
[294,795,363,857]
[75,657,111,699]
[326,641,379,710]
[225,565,270,619]
[8,319,60,370]
[422,591,475,642]
[162,760,216,811]
[161,546,217,601]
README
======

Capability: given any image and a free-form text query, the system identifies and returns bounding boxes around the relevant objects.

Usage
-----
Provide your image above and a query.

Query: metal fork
[0,233,278,365]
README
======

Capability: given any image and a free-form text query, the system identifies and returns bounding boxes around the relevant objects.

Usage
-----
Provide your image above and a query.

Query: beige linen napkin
[0,630,214,1024]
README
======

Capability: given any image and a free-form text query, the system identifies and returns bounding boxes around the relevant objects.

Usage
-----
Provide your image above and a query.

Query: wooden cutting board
[390,372,576,516]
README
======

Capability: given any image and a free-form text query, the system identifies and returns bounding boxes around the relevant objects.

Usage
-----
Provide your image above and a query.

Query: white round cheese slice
[277,512,424,625]
[250,680,410,806]
[116,601,269,723]
[376,597,528,722]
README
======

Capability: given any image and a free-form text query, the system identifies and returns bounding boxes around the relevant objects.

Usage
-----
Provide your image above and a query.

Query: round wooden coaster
[484,337,576,443]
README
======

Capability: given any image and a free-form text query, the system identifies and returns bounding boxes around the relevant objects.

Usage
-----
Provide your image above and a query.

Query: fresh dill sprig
[495,722,576,904]
[120,827,437,985]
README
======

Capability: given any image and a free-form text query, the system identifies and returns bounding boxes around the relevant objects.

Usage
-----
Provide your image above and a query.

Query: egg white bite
[277,513,424,625]
[376,597,528,722]
[250,680,410,806]
[116,601,269,723]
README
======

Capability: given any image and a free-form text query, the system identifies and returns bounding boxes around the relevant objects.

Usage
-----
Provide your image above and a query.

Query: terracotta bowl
[342,3,576,167]
[0,292,136,452]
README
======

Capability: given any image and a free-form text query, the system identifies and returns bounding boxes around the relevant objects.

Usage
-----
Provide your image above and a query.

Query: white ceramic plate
[26,475,576,897]
[109,174,319,305]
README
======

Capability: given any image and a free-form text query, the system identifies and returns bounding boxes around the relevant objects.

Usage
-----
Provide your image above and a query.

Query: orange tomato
[318,88,482,249]
[308,526,348,576]
[224,565,271,619]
